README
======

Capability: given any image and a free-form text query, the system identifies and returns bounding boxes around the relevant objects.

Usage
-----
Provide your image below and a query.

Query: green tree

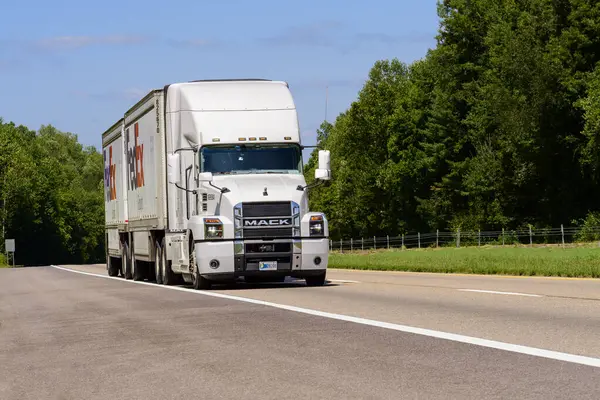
[311,0,600,239]
[0,119,105,265]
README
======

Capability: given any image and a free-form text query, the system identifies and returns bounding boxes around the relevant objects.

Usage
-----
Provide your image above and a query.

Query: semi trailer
[102,79,332,289]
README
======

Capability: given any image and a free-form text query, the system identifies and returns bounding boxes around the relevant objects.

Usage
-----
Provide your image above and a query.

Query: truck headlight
[204,218,223,239]
[309,215,324,237]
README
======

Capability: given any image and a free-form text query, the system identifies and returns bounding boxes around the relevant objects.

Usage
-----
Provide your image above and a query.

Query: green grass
[328,245,600,278]
[0,253,9,268]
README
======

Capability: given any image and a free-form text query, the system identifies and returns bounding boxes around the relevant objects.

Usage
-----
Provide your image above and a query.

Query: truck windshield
[201,144,303,175]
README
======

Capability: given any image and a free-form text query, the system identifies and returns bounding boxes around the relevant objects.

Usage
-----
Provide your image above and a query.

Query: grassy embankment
[328,244,600,278]
[0,253,9,268]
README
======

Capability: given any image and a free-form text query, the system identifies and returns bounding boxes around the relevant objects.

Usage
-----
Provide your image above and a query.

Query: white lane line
[51,265,600,368]
[328,279,360,284]
[458,289,543,298]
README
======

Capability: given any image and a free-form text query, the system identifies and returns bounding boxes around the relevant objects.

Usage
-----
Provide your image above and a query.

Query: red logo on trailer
[104,146,117,201]
[135,123,145,188]
[127,122,145,190]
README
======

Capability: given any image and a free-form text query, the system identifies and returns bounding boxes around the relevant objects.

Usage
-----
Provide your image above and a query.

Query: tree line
[0,120,105,265]
[304,0,600,239]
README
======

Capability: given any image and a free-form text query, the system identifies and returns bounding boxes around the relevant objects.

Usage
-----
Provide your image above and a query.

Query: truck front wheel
[305,272,326,287]
[190,242,211,290]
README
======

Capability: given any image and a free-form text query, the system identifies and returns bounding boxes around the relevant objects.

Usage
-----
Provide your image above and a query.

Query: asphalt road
[1,265,599,399]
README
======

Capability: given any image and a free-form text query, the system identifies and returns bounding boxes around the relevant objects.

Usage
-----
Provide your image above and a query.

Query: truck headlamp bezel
[309,215,325,237]
[204,218,224,239]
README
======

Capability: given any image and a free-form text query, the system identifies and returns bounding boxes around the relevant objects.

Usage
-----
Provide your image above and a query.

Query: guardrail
[328,225,600,252]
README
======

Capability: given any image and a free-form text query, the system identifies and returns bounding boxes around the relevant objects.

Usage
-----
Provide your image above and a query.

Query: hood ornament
[263,187,268,196]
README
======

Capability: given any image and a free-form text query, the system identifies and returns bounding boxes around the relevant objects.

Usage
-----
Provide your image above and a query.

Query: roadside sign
[5,239,15,253]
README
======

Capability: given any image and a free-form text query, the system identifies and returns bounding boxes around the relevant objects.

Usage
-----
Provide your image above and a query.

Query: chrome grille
[242,202,291,218]
[237,201,294,239]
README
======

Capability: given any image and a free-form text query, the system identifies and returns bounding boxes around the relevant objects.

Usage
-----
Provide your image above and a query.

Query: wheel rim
[155,246,161,282]
[190,243,199,286]
[131,252,135,277]
[162,241,169,283]
[121,245,126,277]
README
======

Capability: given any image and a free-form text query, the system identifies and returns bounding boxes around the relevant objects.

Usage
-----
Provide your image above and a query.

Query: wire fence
[328,225,600,252]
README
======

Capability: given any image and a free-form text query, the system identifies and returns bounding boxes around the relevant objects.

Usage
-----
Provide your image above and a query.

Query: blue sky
[0,0,440,158]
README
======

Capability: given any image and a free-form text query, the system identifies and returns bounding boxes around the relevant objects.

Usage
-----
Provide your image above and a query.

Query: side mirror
[198,172,213,182]
[167,153,181,185]
[314,150,331,181]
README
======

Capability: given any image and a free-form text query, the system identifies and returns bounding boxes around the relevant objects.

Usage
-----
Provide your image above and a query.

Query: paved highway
[1,265,599,399]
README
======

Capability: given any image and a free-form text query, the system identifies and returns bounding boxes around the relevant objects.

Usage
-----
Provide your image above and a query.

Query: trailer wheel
[129,239,143,281]
[107,256,119,277]
[154,241,163,285]
[132,254,143,281]
[122,242,132,279]
[162,237,177,286]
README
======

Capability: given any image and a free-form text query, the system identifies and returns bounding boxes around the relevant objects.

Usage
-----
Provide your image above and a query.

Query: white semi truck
[102,79,332,289]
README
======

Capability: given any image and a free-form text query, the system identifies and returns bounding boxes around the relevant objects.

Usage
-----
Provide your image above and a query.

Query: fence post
[340,239,343,253]
[529,226,532,246]
[351,238,353,252]
[418,232,421,249]
[478,230,481,247]
[436,230,439,248]
[502,228,505,246]
[387,235,390,249]
[374,236,376,250]
[362,238,364,251]
[457,228,461,248]
[329,240,332,251]
[561,224,565,247]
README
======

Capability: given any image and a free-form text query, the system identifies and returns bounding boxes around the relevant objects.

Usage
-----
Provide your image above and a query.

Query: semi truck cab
[166,80,332,289]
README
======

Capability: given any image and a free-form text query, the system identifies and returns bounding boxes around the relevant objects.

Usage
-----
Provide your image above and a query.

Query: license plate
[259,261,278,271]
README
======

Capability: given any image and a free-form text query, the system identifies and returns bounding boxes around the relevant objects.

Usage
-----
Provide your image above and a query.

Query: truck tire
[131,245,144,281]
[190,242,211,290]
[154,240,163,285]
[305,272,326,287]
[192,271,211,290]
[107,256,119,277]
[162,237,177,286]
[122,242,132,279]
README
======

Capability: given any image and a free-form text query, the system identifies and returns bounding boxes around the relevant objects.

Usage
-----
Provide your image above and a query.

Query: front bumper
[194,238,329,280]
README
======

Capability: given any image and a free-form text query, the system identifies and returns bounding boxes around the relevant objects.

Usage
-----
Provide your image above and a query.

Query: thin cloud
[354,32,435,45]
[72,87,150,101]
[120,88,150,100]
[259,21,343,48]
[167,38,221,49]
[34,35,148,51]
[259,22,434,53]
[292,78,366,90]
[0,58,28,72]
